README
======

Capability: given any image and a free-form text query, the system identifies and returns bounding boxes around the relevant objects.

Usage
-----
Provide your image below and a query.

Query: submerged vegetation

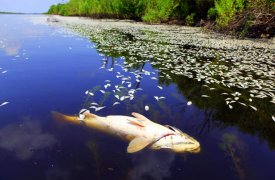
[48,0,275,37]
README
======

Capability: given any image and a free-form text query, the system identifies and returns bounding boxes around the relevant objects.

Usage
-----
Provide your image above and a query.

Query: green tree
[214,0,244,27]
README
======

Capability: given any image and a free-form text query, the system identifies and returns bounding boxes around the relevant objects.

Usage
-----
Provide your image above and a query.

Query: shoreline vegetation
[47,0,275,38]
[0,12,25,14]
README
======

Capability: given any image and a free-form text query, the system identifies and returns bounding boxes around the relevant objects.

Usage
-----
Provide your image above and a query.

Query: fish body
[52,111,200,153]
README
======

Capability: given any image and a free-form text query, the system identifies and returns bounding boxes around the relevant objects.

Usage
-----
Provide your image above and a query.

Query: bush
[195,0,214,18]
[59,5,68,16]
[78,0,90,16]
[214,0,244,27]
[142,0,176,23]
[185,13,196,25]
[207,7,217,20]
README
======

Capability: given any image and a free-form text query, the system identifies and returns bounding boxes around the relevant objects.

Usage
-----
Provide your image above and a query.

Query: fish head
[151,125,200,153]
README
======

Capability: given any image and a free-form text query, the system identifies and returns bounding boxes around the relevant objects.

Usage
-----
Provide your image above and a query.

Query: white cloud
[0,121,57,160]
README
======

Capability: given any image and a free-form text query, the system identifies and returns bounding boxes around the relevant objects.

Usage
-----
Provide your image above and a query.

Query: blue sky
[0,0,67,13]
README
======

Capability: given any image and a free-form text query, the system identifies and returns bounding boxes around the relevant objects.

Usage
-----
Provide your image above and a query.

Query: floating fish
[0,102,9,107]
[52,111,200,153]
[145,105,149,111]
[88,92,94,96]
[85,91,94,96]
[104,84,111,89]
[187,101,192,106]
[89,105,98,109]
[100,90,106,94]
[249,105,257,111]
[113,102,120,106]
[91,102,99,106]
[154,96,165,101]
[95,106,106,112]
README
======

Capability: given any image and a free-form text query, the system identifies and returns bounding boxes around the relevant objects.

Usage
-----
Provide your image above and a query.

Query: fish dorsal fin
[127,137,152,153]
[131,112,152,124]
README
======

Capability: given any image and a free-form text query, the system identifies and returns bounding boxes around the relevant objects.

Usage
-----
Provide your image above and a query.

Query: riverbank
[41,15,275,50]
[47,0,275,39]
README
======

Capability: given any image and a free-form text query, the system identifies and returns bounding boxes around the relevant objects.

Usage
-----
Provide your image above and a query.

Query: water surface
[0,14,275,180]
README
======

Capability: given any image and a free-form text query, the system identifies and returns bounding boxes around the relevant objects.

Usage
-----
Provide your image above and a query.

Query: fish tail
[51,111,81,125]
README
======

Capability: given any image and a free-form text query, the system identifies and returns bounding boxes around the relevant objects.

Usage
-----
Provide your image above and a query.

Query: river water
[0,14,275,180]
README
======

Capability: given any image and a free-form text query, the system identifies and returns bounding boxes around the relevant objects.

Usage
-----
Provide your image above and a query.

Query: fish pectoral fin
[127,119,145,127]
[131,112,151,123]
[127,137,152,153]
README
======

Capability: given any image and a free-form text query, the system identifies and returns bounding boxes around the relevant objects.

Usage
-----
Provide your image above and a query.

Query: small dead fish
[0,102,9,107]
[187,101,192,106]
[157,86,163,90]
[249,105,257,111]
[91,102,99,106]
[95,106,106,112]
[113,102,120,106]
[154,96,165,101]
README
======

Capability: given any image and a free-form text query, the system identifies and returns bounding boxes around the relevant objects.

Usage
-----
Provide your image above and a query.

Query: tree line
[48,0,275,37]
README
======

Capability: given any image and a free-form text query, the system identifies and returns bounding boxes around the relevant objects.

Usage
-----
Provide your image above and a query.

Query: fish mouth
[189,146,201,153]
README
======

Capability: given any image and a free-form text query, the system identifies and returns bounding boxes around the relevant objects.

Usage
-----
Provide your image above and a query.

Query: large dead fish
[52,110,200,153]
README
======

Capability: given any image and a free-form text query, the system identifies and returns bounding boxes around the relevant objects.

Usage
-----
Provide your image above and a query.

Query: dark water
[0,14,275,180]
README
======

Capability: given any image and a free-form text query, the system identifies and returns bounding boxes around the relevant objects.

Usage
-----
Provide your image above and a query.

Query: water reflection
[86,141,101,180]
[1,41,21,56]
[0,15,49,58]
[46,167,70,180]
[67,25,275,151]
[0,120,57,160]
[219,133,246,180]
[130,151,175,180]
[0,15,275,180]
